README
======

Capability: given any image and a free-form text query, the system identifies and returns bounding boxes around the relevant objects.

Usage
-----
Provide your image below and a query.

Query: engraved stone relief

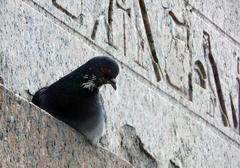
[52,0,83,20]
[237,77,240,133]
[190,10,240,131]
[154,0,192,98]
[138,0,163,81]
[194,60,206,89]
[89,0,159,82]
[202,31,230,126]
[88,0,110,45]
[163,9,191,97]
[29,0,193,100]
[24,0,240,135]
[193,28,240,130]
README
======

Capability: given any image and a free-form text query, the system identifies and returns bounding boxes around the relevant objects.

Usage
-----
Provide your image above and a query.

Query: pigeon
[32,56,119,145]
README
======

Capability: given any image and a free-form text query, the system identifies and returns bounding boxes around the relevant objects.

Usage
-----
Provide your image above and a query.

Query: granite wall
[0,0,240,167]
[0,84,133,167]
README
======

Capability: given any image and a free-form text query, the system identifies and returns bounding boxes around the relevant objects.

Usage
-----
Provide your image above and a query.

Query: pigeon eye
[100,67,111,79]
[103,73,110,80]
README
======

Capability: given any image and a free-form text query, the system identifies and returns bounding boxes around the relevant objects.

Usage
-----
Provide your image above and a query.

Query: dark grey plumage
[32,56,119,144]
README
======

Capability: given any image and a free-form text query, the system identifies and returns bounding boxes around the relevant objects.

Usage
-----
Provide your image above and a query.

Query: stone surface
[0,84,133,168]
[119,124,158,168]
[1,0,240,167]
[54,0,83,18]
[187,0,240,43]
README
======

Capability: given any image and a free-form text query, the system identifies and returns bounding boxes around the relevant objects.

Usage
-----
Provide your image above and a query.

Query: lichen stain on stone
[119,124,158,168]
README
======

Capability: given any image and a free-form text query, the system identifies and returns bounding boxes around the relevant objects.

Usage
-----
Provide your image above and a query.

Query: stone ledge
[0,84,133,168]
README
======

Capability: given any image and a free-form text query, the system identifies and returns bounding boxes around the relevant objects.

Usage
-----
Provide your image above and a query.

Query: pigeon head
[82,56,119,90]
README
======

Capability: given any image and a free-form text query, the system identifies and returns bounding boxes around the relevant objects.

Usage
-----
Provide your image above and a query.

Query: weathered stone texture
[0,85,133,168]
[187,0,240,43]
[1,0,240,167]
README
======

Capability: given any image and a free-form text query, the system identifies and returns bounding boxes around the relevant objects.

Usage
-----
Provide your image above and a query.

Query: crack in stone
[119,124,158,168]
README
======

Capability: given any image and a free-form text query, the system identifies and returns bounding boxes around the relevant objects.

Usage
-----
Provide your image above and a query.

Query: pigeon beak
[107,79,117,90]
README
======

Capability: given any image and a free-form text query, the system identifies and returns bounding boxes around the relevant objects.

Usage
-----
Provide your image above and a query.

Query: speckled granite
[1,0,240,167]
[0,84,133,168]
